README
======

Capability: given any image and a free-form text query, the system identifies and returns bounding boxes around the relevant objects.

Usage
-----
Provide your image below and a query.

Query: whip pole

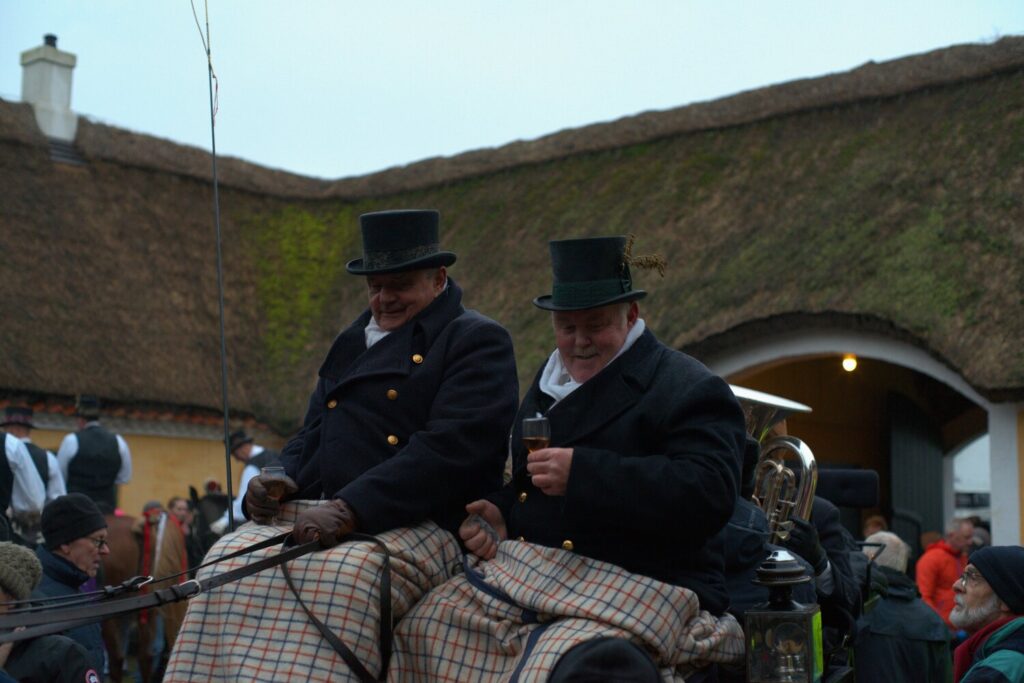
[193,0,235,529]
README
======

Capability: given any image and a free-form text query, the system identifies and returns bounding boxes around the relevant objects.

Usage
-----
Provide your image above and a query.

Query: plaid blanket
[391,540,745,682]
[164,501,461,682]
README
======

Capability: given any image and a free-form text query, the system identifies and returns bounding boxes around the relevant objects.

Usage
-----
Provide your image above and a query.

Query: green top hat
[534,235,663,311]
[346,210,457,275]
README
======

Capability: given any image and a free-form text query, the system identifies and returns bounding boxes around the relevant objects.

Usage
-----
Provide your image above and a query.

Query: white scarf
[364,316,391,348]
[539,318,646,406]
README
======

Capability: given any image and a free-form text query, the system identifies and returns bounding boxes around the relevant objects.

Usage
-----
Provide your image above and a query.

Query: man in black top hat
[56,395,132,513]
[393,236,747,682]
[1,406,66,505]
[209,429,281,534]
[167,209,519,680]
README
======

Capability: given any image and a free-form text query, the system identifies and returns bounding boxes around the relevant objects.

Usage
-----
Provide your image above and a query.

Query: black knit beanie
[971,545,1024,614]
[41,493,107,550]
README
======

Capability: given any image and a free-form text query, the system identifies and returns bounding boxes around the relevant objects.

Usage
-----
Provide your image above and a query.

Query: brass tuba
[731,385,818,544]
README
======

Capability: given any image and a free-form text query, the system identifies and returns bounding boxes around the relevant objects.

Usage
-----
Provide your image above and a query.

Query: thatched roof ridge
[3,37,1023,199]
[324,36,1024,197]
[2,36,1022,433]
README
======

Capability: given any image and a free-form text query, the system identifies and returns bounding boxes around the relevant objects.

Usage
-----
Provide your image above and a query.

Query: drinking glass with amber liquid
[261,466,289,525]
[521,416,551,453]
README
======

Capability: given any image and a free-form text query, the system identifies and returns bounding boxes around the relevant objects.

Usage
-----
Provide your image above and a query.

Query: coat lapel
[319,279,465,396]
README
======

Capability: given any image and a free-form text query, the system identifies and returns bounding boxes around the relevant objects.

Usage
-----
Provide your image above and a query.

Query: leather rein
[0,531,392,683]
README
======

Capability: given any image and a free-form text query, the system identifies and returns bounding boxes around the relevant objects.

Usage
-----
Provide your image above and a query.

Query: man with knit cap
[32,493,110,672]
[0,541,101,682]
[951,545,1024,682]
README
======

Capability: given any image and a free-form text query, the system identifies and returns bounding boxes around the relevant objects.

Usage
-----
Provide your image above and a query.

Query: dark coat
[4,633,100,683]
[854,565,952,683]
[812,496,862,618]
[279,279,519,536]
[492,328,745,615]
[960,617,1024,683]
[723,497,817,620]
[31,546,105,674]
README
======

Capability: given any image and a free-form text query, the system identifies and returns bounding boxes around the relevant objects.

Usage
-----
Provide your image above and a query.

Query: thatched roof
[2,37,1022,432]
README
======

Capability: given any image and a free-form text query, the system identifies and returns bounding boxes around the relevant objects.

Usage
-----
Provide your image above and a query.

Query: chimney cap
[44,34,57,48]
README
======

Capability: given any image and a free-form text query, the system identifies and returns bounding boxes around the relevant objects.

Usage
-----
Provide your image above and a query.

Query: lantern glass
[746,602,823,683]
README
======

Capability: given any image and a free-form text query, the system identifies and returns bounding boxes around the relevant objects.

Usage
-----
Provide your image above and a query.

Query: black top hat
[227,430,254,454]
[346,210,457,275]
[75,394,101,419]
[534,236,654,311]
[1,406,34,429]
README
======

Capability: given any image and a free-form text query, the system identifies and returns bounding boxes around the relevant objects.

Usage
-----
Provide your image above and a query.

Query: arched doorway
[699,328,1021,545]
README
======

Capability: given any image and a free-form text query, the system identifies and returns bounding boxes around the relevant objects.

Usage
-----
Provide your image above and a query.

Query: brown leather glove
[244,473,299,524]
[294,499,358,548]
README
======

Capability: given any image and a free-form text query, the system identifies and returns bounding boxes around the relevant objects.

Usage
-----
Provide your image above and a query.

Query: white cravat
[363,316,391,348]
[539,318,646,406]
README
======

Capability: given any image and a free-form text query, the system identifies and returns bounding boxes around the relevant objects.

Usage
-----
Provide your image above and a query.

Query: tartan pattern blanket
[164,501,461,682]
[391,540,745,682]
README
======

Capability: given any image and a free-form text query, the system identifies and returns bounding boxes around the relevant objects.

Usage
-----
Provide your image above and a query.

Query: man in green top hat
[167,209,519,681]
[393,235,748,682]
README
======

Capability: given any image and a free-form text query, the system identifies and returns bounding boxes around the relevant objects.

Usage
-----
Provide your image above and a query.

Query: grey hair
[864,530,910,573]
[946,517,973,535]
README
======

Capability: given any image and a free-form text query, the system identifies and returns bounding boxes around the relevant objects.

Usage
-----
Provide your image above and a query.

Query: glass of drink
[260,466,289,525]
[521,416,550,453]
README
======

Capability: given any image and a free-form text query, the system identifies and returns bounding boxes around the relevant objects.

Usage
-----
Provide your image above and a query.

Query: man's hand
[244,473,299,524]
[782,517,828,575]
[526,447,573,496]
[459,500,507,560]
[294,499,357,548]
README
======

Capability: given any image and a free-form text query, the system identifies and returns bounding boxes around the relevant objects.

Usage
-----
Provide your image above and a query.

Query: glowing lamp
[841,354,857,372]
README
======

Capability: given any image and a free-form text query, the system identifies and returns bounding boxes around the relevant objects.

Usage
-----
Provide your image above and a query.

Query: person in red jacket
[917,517,975,631]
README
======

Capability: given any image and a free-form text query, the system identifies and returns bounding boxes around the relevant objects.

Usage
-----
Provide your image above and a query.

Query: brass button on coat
[386,389,398,400]
[387,435,399,446]
[326,399,338,409]
[411,354,424,364]
[518,491,528,503]
[561,540,574,551]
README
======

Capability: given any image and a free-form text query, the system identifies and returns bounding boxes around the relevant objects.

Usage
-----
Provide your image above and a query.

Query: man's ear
[433,266,448,293]
[998,598,1012,615]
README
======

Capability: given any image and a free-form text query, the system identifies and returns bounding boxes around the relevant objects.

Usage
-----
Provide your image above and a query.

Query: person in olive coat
[854,531,952,683]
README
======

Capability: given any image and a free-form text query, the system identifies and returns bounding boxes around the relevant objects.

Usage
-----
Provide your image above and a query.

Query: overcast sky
[2,1,1022,179]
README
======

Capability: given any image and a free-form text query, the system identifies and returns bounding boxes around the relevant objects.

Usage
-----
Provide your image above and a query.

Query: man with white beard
[949,545,1024,682]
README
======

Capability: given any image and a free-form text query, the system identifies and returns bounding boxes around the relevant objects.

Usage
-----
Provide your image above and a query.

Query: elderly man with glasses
[950,545,1024,682]
[31,493,110,673]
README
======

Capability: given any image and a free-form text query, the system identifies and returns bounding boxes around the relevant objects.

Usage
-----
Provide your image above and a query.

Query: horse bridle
[0,531,392,683]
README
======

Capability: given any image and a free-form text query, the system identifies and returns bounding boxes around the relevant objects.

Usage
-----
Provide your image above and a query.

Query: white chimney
[20,34,78,142]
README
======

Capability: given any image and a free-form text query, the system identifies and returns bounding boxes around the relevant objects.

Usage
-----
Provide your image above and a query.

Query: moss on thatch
[2,38,1023,431]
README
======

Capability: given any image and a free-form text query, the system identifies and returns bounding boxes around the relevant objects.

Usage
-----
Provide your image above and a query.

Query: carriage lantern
[745,550,823,683]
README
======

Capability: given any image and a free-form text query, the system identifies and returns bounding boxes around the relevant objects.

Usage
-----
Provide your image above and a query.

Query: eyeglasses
[958,567,984,589]
[85,536,109,550]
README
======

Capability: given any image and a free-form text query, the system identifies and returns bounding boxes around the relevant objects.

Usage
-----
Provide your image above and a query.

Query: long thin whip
[191,0,234,529]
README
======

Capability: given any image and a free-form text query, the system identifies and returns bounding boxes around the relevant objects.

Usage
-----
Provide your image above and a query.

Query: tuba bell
[731,385,818,545]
